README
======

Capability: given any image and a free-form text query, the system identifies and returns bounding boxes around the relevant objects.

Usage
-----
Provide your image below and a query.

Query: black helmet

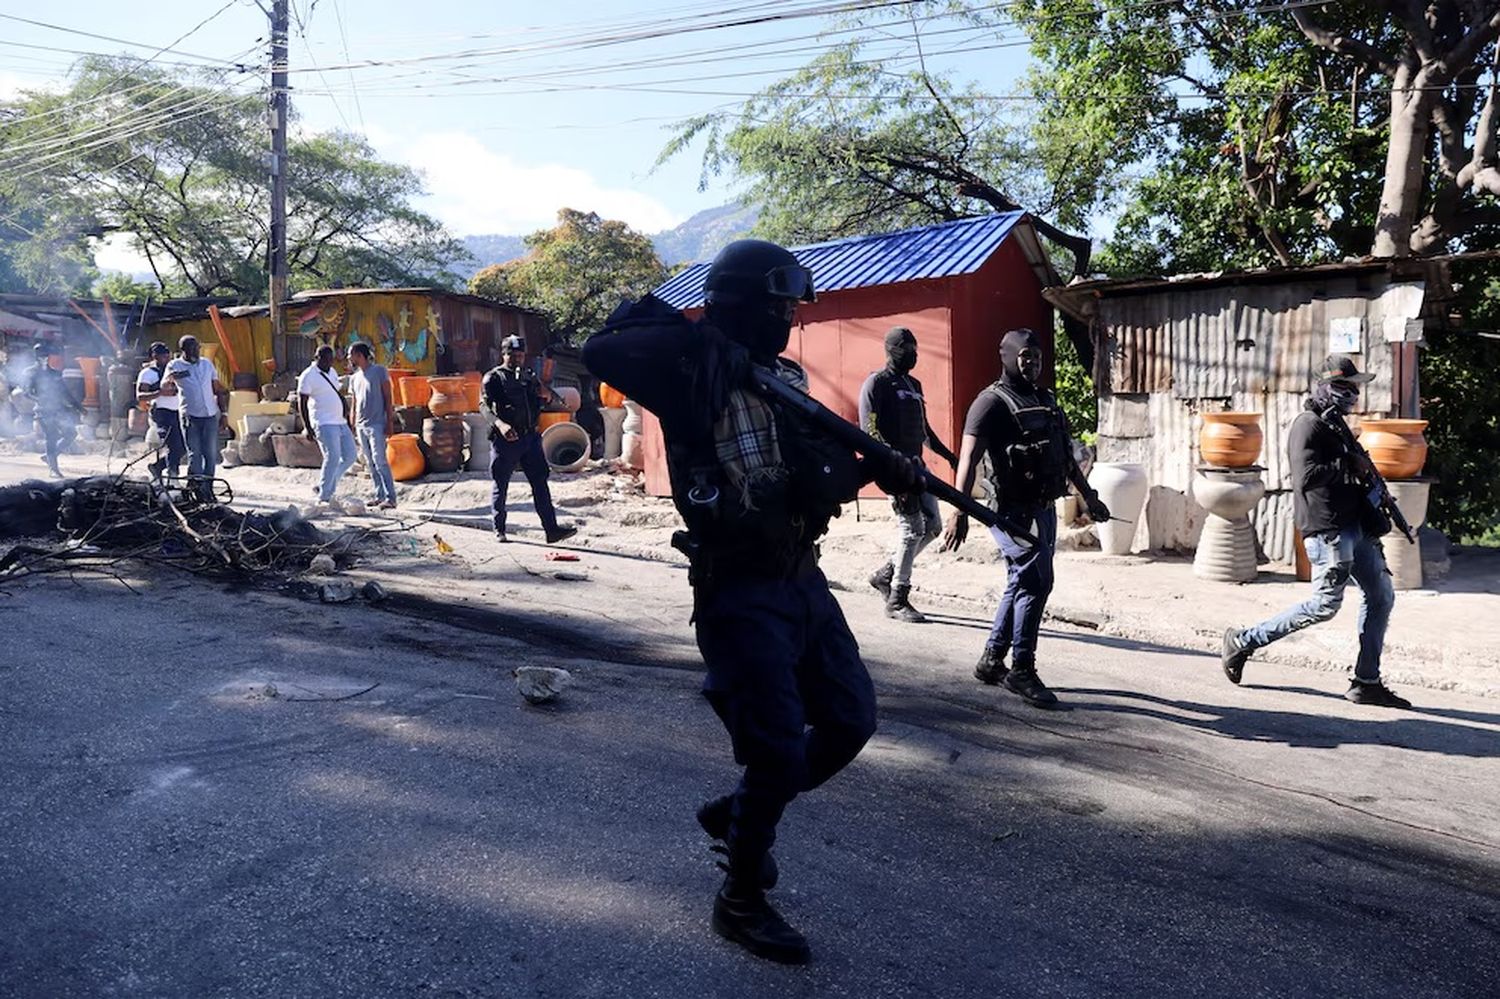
[703,239,815,308]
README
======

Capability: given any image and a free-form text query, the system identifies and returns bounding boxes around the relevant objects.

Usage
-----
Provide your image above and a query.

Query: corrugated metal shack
[1046,259,1457,564]
[650,213,1061,497]
[143,288,548,386]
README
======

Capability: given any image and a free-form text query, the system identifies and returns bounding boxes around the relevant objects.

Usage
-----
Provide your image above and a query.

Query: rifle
[1320,408,1415,544]
[747,363,1005,531]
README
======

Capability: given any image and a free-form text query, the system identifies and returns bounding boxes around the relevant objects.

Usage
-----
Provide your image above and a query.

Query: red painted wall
[639,244,1052,498]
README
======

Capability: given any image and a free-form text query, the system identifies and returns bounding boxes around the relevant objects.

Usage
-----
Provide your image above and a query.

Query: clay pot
[421,415,467,472]
[538,411,571,432]
[1088,462,1147,555]
[387,367,416,401]
[398,376,432,408]
[599,406,626,460]
[387,433,426,481]
[427,376,468,417]
[461,371,483,412]
[1199,412,1263,469]
[599,382,626,409]
[542,421,591,473]
[76,357,102,409]
[1358,418,1428,479]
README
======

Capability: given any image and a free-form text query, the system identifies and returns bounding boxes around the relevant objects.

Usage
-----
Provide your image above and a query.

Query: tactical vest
[986,382,1070,508]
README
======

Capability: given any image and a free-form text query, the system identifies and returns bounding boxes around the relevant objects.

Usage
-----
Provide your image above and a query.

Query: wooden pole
[68,300,119,352]
[207,305,242,375]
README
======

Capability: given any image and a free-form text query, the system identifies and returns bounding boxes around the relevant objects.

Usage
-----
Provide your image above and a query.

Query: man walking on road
[942,328,1110,709]
[298,345,357,511]
[481,335,575,545]
[860,326,957,622]
[22,342,81,478]
[584,240,921,966]
[136,341,184,481]
[1221,354,1410,709]
[170,336,227,495]
[346,343,398,510]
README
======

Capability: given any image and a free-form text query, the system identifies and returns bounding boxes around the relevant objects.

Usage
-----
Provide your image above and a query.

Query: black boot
[712,875,810,965]
[696,796,778,890]
[868,562,894,599]
[1003,665,1059,708]
[885,584,926,623]
[974,645,1008,685]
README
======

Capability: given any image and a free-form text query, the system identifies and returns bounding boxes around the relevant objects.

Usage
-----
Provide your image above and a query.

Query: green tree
[0,57,464,300]
[660,36,1092,271]
[469,209,667,344]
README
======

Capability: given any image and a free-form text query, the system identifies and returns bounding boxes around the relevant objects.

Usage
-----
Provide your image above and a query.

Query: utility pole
[268,0,289,373]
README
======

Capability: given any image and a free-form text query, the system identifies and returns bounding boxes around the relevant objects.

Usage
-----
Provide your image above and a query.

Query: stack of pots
[1193,412,1267,582]
[422,415,468,473]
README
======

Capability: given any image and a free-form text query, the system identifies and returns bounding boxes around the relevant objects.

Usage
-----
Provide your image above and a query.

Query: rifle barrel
[748,365,1000,528]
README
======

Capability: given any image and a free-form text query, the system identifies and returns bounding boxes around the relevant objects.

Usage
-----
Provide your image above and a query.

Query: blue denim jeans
[1239,524,1394,682]
[985,506,1058,669]
[357,425,397,504]
[314,423,358,502]
[183,415,219,480]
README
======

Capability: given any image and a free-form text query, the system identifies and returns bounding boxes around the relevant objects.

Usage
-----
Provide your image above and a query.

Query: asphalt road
[1,518,1498,999]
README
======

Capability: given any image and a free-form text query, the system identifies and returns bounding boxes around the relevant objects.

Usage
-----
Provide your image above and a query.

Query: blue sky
[0,1,1034,269]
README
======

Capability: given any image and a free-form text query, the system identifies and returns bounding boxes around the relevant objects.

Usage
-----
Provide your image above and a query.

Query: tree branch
[1291,8,1401,76]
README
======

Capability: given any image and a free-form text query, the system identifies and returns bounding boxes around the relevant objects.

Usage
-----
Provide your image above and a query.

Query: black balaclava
[1311,379,1359,416]
[709,299,794,363]
[1000,328,1042,390]
[884,327,917,374]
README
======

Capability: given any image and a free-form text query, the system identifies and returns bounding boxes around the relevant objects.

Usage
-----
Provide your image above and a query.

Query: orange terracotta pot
[461,370,483,412]
[76,357,102,408]
[398,376,432,408]
[427,376,468,417]
[386,366,415,397]
[538,411,571,432]
[387,433,426,481]
[1358,418,1428,479]
[1199,412,1263,468]
[598,382,626,409]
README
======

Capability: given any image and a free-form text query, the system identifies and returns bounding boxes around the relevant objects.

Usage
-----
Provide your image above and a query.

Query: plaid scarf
[713,360,807,508]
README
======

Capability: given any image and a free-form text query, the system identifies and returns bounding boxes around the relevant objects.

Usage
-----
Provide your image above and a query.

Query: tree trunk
[1373,64,1430,258]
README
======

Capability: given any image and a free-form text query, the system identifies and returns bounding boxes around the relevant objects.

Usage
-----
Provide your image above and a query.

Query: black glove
[873,454,924,496]
[1084,491,1111,524]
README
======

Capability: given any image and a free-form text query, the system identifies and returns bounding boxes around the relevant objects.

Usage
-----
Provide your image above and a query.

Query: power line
[330,0,365,132]
[0,10,252,67]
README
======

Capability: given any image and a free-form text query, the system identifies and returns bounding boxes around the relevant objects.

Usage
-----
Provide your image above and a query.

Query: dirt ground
[29,437,1486,700]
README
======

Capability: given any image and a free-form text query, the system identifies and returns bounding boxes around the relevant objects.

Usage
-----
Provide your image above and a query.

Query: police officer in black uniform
[481,335,576,545]
[583,239,919,965]
[23,342,82,478]
[942,328,1109,708]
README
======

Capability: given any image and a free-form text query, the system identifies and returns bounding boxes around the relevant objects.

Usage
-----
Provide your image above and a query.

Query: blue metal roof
[653,212,1027,310]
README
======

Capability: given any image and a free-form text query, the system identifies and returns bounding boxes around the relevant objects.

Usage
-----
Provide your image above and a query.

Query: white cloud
[93,234,156,279]
[381,131,684,236]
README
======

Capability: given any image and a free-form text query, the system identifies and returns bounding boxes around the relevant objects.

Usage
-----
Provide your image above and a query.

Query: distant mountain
[454,234,526,277]
[447,203,759,281]
[650,203,759,266]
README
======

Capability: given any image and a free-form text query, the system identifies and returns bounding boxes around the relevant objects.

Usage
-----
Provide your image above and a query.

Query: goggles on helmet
[765,264,816,303]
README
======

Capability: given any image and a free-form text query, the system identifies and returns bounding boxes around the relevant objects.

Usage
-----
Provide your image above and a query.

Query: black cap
[501,335,525,351]
[149,341,169,355]
[1315,353,1374,384]
[33,341,59,355]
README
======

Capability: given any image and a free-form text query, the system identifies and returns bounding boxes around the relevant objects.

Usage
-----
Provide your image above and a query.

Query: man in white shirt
[298,344,356,507]
[166,335,228,493]
[136,341,184,480]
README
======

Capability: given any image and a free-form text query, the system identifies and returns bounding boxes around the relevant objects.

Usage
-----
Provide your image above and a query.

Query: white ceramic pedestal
[599,406,626,460]
[1089,462,1148,555]
[1193,467,1267,583]
[1380,479,1430,589]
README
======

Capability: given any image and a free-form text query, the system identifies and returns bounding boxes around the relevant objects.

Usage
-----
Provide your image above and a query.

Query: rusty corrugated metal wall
[1095,274,1412,564]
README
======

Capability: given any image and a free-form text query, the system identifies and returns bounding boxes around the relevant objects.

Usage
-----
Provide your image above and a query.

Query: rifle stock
[747,364,1001,529]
